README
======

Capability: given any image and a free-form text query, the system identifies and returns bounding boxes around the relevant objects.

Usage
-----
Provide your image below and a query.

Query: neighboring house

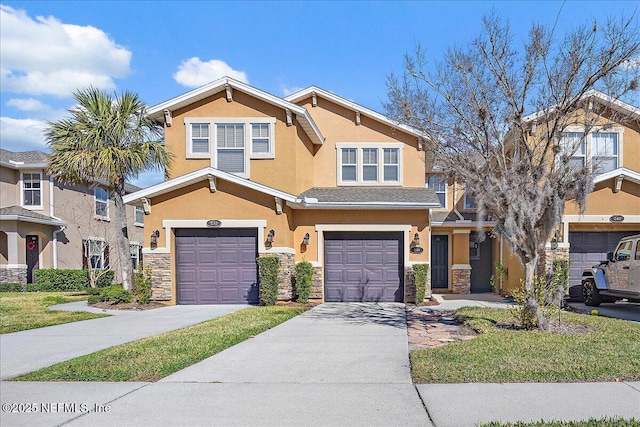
[124,76,440,305]
[426,91,640,296]
[0,149,145,284]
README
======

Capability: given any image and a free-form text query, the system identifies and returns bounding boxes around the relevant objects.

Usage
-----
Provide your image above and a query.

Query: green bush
[257,256,280,306]
[133,264,152,304]
[32,269,89,291]
[0,283,24,292]
[294,261,313,303]
[95,270,115,288]
[552,258,570,298]
[87,285,131,305]
[413,264,430,303]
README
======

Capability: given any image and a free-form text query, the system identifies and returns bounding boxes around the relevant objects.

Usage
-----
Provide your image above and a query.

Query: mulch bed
[90,301,168,311]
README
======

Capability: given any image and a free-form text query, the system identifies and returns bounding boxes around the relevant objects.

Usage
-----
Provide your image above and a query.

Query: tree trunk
[523,256,549,331]
[114,181,132,290]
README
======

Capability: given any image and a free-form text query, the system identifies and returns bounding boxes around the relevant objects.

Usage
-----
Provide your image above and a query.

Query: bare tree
[386,13,639,330]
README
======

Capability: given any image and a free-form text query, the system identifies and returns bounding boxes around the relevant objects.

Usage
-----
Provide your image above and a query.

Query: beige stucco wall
[0,166,19,206]
[564,180,640,215]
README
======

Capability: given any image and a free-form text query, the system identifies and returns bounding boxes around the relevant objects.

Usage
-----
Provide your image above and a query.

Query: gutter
[49,175,66,269]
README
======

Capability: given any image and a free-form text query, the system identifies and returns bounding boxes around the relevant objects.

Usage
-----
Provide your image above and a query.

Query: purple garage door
[568,230,639,299]
[324,232,403,302]
[175,229,258,304]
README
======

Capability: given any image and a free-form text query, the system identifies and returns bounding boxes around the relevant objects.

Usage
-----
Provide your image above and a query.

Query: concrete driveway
[0,303,247,380]
[566,300,640,322]
[1,303,431,427]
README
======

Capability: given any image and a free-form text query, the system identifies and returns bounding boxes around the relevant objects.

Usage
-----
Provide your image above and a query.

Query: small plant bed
[410,307,640,384]
[0,292,109,334]
[14,306,307,382]
[90,301,168,311]
[478,417,639,427]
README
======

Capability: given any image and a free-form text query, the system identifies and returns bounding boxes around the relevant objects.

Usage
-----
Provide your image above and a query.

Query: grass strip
[1,292,108,334]
[15,306,307,382]
[479,417,640,426]
[411,307,640,383]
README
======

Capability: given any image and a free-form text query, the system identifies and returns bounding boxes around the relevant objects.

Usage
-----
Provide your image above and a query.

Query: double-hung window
[22,172,42,208]
[84,239,108,269]
[464,192,477,210]
[559,132,586,169]
[130,243,141,269]
[337,143,402,185]
[558,128,623,175]
[94,187,109,219]
[427,176,447,208]
[190,123,210,154]
[592,132,618,173]
[217,123,245,174]
[134,206,144,227]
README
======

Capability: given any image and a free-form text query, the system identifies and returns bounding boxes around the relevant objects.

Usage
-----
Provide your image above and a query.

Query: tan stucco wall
[564,180,640,215]
[0,166,19,206]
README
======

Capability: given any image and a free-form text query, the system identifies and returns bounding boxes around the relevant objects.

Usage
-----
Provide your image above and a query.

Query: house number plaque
[609,215,624,223]
[207,220,222,227]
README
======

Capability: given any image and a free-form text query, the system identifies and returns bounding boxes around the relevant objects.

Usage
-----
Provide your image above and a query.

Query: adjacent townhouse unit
[426,91,640,297]
[0,149,145,284]
[124,77,440,305]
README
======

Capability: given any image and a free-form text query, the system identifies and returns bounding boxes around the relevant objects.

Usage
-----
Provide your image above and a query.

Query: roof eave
[0,215,66,227]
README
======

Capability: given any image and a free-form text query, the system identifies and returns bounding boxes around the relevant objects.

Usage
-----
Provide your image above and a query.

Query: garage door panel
[324,231,403,303]
[175,228,258,304]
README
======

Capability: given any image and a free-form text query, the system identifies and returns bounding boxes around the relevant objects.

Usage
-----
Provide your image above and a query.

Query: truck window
[615,241,633,261]
[635,240,640,261]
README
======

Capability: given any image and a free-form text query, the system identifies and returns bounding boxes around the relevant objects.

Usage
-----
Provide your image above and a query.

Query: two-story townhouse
[426,91,640,297]
[0,149,145,284]
[123,77,440,305]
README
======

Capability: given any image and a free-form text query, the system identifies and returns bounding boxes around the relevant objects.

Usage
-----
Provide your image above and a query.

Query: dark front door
[431,235,448,289]
[324,232,403,302]
[175,228,258,304]
[470,233,493,293]
[26,235,39,283]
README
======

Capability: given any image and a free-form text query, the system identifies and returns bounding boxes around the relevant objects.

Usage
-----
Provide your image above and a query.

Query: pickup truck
[581,234,640,306]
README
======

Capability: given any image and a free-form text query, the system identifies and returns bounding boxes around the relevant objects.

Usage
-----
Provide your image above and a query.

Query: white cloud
[280,85,303,97]
[173,57,248,87]
[0,5,132,97]
[621,55,640,71]
[6,98,48,112]
[0,117,48,151]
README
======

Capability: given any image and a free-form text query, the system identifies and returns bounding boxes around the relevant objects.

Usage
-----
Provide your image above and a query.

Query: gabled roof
[147,77,324,145]
[124,167,440,210]
[0,149,48,169]
[0,206,66,227]
[523,89,640,123]
[284,86,427,140]
[593,167,640,186]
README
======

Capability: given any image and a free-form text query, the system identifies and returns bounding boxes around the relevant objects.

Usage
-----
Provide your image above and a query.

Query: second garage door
[324,231,403,302]
[568,230,639,299]
[175,228,258,304]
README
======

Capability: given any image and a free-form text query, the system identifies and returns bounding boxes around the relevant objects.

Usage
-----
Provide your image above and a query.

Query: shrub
[257,256,280,306]
[413,264,430,303]
[87,284,131,305]
[95,270,115,288]
[294,261,313,303]
[32,269,89,291]
[511,274,563,330]
[133,264,152,304]
[0,283,24,292]
[551,258,570,302]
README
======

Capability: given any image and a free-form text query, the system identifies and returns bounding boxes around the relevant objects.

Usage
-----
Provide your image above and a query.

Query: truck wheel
[582,279,602,307]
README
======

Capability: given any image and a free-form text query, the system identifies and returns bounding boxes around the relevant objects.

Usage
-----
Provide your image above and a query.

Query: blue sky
[1,1,637,186]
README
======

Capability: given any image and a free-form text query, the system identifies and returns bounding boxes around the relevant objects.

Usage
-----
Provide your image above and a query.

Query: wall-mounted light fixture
[302,233,310,246]
[150,230,160,246]
[266,229,275,244]
[163,109,172,127]
[412,233,420,247]
[410,232,423,254]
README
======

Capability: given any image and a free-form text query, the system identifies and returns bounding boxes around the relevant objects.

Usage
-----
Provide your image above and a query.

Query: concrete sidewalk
[0,303,247,380]
[0,303,430,427]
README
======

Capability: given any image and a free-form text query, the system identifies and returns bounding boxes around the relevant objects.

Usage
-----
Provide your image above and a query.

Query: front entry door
[431,235,448,289]
[26,235,39,283]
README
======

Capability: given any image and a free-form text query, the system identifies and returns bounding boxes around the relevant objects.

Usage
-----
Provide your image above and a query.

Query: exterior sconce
[411,232,423,254]
[302,233,310,246]
[150,230,160,246]
[163,109,172,127]
[266,229,275,244]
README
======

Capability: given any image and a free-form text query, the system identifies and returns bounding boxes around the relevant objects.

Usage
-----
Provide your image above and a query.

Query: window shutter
[104,244,110,269]
[139,245,143,267]
[82,239,88,269]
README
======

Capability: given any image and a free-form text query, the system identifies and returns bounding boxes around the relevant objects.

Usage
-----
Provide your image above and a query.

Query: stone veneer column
[144,252,172,301]
[541,244,570,277]
[310,266,323,302]
[258,251,295,302]
[0,266,27,285]
[451,265,471,294]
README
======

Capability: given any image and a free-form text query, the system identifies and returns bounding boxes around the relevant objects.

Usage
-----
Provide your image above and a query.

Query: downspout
[452,180,465,221]
[499,236,504,295]
[49,175,66,269]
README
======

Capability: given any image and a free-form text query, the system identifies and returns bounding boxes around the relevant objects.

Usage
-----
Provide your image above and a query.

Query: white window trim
[134,206,144,227]
[94,186,110,221]
[427,175,447,209]
[336,143,403,186]
[184,117,276,173]
[20,171,43,210]
[562,126,624,174]
[86,237,108,270]
[130,242,141,269]
[463,191,477,210]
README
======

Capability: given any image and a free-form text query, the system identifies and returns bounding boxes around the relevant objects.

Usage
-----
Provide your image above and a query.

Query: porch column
[451,229,471,294]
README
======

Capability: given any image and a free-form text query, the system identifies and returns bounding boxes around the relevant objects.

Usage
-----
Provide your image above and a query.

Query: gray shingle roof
[299,187,440,205]
[0,149,49,165]
[0,206,66,226]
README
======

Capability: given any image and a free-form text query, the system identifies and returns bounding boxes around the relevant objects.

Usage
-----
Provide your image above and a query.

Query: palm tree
[46,87,172,290]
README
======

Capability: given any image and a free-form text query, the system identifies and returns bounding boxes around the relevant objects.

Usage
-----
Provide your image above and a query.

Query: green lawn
[411,307,640,383]
[0,292,109,334]
[15,305,307,382]
[479,417,640,427]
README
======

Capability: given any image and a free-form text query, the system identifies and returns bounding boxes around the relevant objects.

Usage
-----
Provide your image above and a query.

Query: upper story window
[427,175,447,208]
[130,242,141,269]
[134,206,144,226]
[464,192,477,210]
[558,128,623,175]
[336,143,402,186]
[94,186,109,219]
[22,172,42,208]
[185,118,276,177]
